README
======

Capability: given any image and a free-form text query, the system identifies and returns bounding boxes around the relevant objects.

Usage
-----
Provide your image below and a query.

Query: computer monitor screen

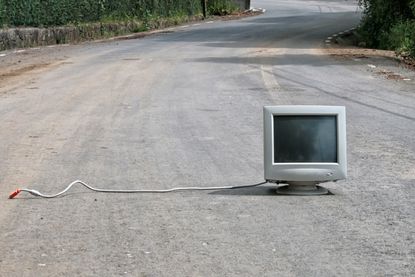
[273,115,337,163]
[264,105,347,184]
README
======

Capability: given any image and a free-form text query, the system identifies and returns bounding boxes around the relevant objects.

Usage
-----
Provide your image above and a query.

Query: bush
[358,0,413,47]
[358,0,415,58]
[0,0,202,27]
[388,20,415,57]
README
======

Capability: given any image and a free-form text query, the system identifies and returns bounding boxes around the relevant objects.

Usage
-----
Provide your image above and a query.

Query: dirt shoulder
[0,45,78,94]
[322,30,415,83]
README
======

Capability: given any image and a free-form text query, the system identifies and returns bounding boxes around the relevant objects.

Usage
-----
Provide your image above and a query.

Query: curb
[324,27,357,47]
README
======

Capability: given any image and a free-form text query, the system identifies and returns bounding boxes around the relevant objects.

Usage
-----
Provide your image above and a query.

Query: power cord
[8,180,268,199]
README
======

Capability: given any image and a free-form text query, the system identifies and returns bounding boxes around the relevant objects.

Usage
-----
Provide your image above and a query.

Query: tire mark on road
[260,64,292,104]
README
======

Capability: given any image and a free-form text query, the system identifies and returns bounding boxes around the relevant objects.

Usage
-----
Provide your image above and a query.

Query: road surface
[1,0,414,276]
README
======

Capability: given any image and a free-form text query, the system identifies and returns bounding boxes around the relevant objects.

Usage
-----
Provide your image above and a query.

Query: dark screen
[274,115,337,163]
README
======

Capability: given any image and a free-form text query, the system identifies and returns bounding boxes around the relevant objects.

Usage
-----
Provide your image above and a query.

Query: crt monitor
[263,105,347,195]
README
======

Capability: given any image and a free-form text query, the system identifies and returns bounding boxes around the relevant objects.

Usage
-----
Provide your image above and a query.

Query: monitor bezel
[264,105,347,182]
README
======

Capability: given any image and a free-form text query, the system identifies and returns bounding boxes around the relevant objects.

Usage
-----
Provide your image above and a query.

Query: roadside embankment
[0,0,204,51]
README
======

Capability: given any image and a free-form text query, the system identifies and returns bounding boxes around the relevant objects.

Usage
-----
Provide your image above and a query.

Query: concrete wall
[0,16,201,51]
[0,23,140,51]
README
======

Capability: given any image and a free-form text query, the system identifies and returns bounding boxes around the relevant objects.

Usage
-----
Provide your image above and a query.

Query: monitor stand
[276,181,329,195]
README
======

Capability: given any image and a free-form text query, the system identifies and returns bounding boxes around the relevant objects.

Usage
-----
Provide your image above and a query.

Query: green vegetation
[0,0,203,27]
[0,0,243,28]
[388,20,415,57]
[358,0,415,58]
[208,0,239,16]
[0,0,5,25]
[0,0,242,50]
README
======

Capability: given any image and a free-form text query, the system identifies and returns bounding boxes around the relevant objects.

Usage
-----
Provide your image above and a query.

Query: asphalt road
[1,0,414,276]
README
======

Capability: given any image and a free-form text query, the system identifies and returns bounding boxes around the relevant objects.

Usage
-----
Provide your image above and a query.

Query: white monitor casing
[264,105,347,185]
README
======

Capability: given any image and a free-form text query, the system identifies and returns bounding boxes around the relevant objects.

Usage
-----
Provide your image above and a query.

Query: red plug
[9,189,21,199]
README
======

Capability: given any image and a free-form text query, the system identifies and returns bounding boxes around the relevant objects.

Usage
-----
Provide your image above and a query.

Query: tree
[358,0,415,57]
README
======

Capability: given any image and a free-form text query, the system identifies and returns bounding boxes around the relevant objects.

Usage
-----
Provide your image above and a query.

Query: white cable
[10,180,268,199]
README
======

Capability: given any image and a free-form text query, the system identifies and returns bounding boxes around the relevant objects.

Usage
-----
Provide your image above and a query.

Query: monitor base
[276,182,328,196]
